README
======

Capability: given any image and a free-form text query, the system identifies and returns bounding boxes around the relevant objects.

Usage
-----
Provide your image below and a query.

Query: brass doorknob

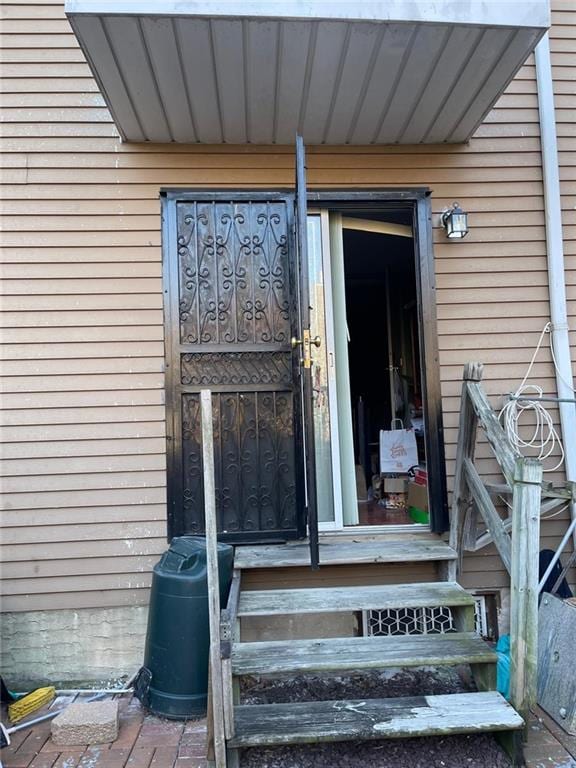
[311,336,321,348]
[291,337,303,349]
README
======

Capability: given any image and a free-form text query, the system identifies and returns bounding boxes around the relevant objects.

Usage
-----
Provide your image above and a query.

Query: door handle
[292,331,321,368]
[291,335,321,349]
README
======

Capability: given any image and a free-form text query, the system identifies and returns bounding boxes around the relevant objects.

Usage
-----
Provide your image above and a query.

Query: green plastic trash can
[137,536,234,719]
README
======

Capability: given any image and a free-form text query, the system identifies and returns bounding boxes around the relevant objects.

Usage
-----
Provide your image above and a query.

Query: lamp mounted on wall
[441,202,469,239]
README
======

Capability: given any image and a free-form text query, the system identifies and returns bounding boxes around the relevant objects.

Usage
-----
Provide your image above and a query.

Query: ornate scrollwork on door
[173,198,299,541]
[177,202,290,346]
[181,391,296,535]
[180,351,292,387]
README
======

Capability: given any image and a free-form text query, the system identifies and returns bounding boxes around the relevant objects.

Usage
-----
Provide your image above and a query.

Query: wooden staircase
[215,537,524,766]
[195,370,563,767]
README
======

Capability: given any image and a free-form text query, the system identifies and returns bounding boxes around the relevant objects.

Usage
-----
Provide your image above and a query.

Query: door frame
[307,189,449,534]
[161,187,449,537]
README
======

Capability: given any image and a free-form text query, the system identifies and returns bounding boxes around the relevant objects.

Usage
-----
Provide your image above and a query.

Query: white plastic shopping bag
[379,424,418,474]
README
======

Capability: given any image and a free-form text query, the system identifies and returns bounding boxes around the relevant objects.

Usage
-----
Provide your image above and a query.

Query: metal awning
[65,1,549,145]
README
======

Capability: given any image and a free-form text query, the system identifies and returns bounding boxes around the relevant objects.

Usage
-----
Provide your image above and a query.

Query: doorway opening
[308,206,438,533]
[343,219,425,527]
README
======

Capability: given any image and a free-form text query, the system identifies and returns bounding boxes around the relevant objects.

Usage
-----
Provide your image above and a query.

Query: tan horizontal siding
[1,555,160,580]
[2,488,167,512]
[552,1,576,439]
[552,0,576,553]
[0,77,99,92]
[0,3,574,612]
[1,407,164,429]
[2,519,166,544]
[2,438,166,460]
[0,179,549,198]
[6,151,550,169]
[2,452,165,474]
[1,374,163,394]
[3,535,168,562]
[1,592,152,613]
[0,136,545,153]
[0,246,161,263]
[1,5,67,18]
[1,296,162,312]
[0,343,163,361]
[1,420,165,443]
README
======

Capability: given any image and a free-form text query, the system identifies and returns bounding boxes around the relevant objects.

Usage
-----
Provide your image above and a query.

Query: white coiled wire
[499,322,565,473]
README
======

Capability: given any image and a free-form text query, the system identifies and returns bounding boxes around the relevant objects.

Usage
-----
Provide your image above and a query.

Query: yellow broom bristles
[8,686,56,723]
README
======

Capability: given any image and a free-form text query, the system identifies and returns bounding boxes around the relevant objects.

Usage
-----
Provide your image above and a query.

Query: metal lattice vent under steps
[222,550,525,765]
[364,595,490,637]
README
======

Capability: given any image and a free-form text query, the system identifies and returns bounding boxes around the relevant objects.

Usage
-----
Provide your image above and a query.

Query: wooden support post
[510,457,543,733]
[206,664,215,765]
[220,569,241,741]
[201,390,227,768]
[448,362,482,581]
[470,662,497,693]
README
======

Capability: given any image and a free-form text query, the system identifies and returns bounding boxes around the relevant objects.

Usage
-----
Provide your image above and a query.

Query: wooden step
[234,537,457,569]
[231,631,496,676]
[238,581,474,617]
[229,691,523,747]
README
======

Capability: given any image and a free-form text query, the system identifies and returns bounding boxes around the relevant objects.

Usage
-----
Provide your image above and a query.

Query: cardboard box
[383,477,408,494]
[407,481,428,512]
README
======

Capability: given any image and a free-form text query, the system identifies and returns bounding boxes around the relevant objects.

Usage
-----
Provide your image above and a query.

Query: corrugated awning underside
[66,1,549,145]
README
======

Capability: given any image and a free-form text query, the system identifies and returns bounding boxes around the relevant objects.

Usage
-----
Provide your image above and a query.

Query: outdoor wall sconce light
[441,202,469,239]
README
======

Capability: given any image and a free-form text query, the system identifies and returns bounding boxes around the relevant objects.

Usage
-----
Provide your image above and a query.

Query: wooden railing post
[201,390,227,768]
[448,362,483,580]
[510,457,543,731]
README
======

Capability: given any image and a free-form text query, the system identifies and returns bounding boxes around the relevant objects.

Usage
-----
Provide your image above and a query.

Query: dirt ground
[239,668,513,768]
[2,683,574,768]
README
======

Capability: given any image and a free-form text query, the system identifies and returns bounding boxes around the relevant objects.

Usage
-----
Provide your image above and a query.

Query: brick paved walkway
[2,696,574,768]
[1,696,207,768]
[524,708,576,768]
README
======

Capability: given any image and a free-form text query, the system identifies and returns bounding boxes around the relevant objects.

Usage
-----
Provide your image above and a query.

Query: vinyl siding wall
[1,1,575,611]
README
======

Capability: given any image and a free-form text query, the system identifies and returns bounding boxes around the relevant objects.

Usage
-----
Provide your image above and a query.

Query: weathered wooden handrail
[452,365,572,562]
[463,457,512,573]
[220,569,241,743]
[474,496,563,550]
[451,363,544,734]
[465,380,516,487]
[448,362,482,582]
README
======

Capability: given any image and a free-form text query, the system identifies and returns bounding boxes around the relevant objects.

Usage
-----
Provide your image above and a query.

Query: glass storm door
[306,213,343,531]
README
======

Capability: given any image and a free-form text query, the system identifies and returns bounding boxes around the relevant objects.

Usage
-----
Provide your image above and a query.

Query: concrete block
[51,700,119,746]
[0,605,148,688]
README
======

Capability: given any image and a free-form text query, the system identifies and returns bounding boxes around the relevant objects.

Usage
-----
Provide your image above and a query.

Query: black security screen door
[163,192,308,542]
